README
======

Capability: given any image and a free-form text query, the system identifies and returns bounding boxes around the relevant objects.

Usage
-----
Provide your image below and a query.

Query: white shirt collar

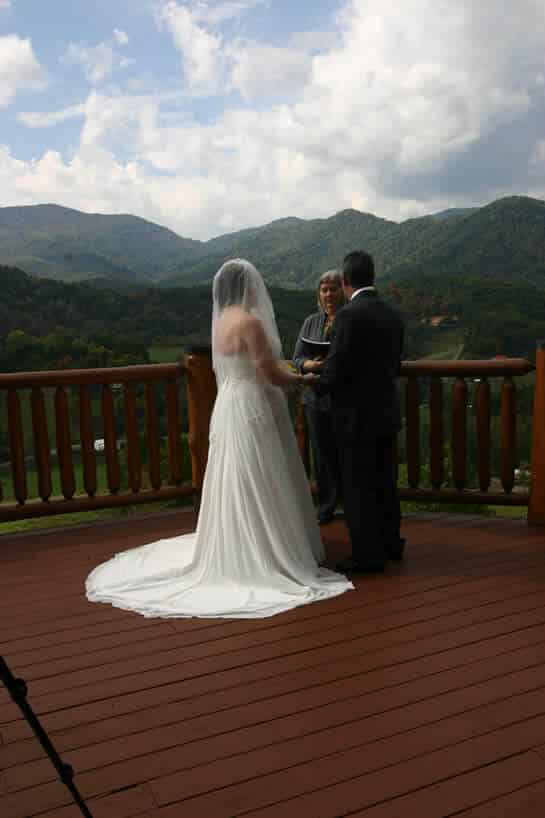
[351,286,376,300]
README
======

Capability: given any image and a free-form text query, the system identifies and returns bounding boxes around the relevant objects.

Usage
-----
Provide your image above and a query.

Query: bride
[86,259,353,618]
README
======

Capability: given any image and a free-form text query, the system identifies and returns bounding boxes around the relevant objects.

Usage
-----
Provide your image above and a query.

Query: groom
[315,250,405,573]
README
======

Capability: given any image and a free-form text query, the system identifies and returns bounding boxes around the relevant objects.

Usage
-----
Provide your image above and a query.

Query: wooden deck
[1,511,545,818]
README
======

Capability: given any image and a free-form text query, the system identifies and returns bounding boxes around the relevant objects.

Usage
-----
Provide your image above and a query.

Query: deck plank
[1,512,545,818]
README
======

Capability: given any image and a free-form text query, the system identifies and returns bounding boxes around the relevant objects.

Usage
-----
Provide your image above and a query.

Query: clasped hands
[298,356,324,386]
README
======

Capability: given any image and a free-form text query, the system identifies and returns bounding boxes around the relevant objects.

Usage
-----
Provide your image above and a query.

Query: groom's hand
[303,358,324,373]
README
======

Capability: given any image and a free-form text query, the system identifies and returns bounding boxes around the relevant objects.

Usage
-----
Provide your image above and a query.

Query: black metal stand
[0,655,94,818]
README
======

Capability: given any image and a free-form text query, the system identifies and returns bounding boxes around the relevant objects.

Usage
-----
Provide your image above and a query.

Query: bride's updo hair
[214,260,249,309]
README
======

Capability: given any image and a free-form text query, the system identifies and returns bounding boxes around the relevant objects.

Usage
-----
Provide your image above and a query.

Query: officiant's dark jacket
[316,289,405,435]
[293,311,331,410]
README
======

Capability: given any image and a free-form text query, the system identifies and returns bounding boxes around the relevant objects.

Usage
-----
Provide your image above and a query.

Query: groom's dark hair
[343,250,375,289]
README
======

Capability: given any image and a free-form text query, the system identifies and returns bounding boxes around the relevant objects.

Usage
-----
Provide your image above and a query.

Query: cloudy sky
[1,0,545,238]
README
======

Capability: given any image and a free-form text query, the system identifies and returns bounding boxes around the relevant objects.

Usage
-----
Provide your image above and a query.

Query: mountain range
[1,195,544,289]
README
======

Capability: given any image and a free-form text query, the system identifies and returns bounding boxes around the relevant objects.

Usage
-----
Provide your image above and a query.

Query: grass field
[422,328,465,360]
[148,345,183,363]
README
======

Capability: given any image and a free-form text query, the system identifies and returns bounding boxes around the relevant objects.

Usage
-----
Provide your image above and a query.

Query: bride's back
[214,307,251,357]
[212,259,284,388]
[213,307,261,386]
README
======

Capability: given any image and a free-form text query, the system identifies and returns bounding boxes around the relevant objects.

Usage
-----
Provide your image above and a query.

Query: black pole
[0,655,94,818]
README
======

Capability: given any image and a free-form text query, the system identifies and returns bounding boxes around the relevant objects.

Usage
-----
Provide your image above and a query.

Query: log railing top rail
[401,358,535,377]
[0,362,186,390]
[0,358,534,391]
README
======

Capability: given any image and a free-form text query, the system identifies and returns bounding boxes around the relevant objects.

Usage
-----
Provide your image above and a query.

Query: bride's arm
[244,316,313,387]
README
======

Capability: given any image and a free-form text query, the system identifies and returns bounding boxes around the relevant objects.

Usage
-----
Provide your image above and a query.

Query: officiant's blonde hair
[317,269,345,310]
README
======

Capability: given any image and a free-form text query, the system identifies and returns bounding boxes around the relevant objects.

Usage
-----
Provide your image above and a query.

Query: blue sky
[1,0,545,239]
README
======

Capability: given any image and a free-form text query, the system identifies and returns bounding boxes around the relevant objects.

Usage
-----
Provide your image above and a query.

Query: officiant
[293,269,346,525]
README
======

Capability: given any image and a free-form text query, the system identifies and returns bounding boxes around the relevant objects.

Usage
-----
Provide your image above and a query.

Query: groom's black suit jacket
[316,289,405,435]
[315,288,405,560]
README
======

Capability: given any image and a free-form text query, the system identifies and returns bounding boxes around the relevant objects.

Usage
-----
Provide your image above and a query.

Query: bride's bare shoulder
[220,308,262,334]
[215,308,265,355]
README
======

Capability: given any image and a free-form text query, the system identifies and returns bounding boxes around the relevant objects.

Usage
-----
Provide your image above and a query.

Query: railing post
[184,347,217,514]
[528,341,545,525]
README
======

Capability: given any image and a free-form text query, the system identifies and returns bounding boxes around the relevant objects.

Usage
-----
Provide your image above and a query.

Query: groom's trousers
[334,418,401,563]
[305,406,342,519]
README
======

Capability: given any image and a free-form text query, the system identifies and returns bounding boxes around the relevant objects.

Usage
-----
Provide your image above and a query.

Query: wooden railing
[1,344,544,525]
[295,348,545,525]
[398,357,534,506]
[0,352,210,523]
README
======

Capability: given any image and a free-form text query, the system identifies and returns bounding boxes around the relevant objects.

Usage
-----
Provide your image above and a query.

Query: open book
[300,337,331,358]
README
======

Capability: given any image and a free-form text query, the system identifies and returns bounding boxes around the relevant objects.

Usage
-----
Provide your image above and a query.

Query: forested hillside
[385,274,545,359]
[1,264,543,375]
[0,265,315,372]
[2,196,545,290]
[0,204,201,283]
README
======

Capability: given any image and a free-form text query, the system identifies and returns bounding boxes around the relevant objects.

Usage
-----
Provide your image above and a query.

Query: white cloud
[4,0,545,241]
[190,1,266,26]
[289,31,340,54]
[113,29,129,46]
[158,1,224,95]
[0,0,12,8]
[61,30,133,85]
[0,35,46,108]
[158,1,317,100]
[18,103,86,128]
[62,42,116,84]
[229,43,312,100]
[534,141,545,165]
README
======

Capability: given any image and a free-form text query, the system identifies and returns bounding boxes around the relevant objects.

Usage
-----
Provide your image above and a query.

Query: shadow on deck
[1,512,545,817]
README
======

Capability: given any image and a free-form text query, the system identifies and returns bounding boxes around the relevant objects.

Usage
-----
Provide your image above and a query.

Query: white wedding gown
[86,352,353,618]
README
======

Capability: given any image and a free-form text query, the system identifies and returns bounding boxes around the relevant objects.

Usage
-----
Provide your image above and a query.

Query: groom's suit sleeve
[314,308,354,395]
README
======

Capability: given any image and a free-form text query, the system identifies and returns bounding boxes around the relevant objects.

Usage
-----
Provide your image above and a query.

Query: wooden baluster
[79,385,97,497]
[185,349,217,510]
[31,387,52,501]
[500,376,516,494]
[145,383,162,491]
[295,397,311,476]
[55,386,75,500]
[405,377,420,488]
[124,383,141,494]
[166,378,182,485]
[475,378,491,492]
[429,377,444,490]
[529,340,545,525]
[451,377,467,491]
[7,389,27,505]
[102,384,121,494]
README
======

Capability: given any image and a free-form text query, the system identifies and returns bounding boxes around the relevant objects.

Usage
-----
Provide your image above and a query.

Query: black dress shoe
[385,538,406,561]
[335,556,385,574]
